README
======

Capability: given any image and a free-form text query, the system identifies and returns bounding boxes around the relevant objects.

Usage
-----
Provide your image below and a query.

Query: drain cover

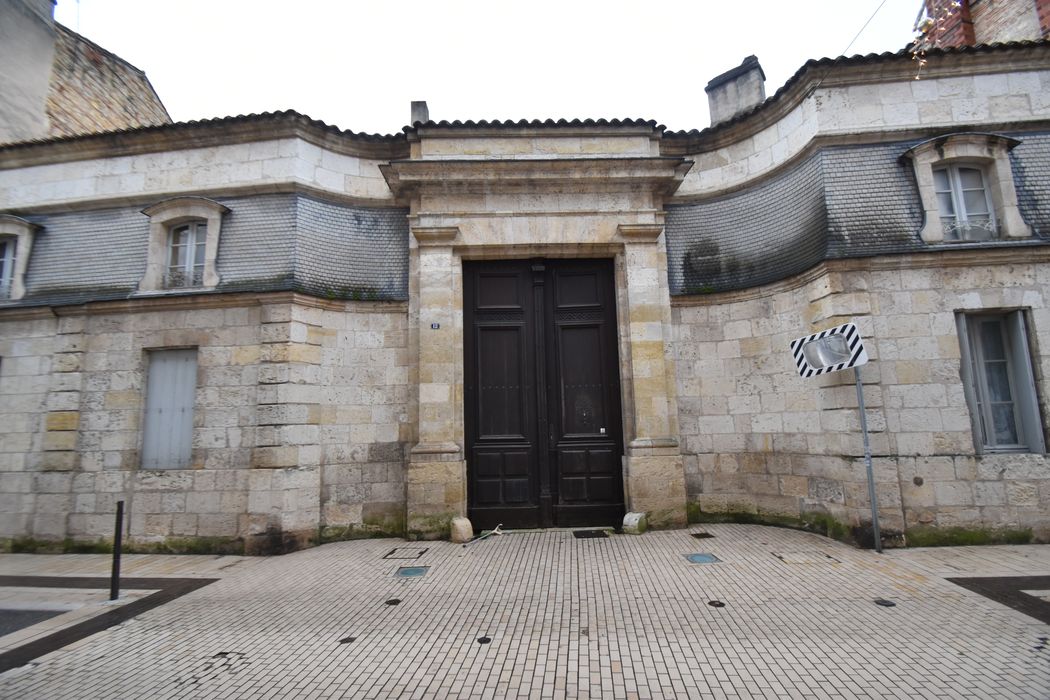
[339,636,357,644]
[708,600,726,608]
[385,599,401,606]
[395,566,429,578]
[691,532,715,539]
[477,636,491,644]
[573,530,609,539]
[383,547,428,560]
[684,553,721,564]
[773,551,841,564]
[874,598,897,607]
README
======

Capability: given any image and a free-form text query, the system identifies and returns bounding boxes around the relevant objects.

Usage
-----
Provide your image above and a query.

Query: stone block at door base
[626,454,687,529]
[406,458,466,539]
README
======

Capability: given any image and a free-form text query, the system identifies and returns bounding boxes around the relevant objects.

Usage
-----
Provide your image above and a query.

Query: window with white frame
[141,348,198,469]
[139,197,228,293]
[903,133,1032,244]
[956,310,1045,454]
[166,221,207,288]
[933,164,997,241]
[0,237,14,299]
[0,215,39,301]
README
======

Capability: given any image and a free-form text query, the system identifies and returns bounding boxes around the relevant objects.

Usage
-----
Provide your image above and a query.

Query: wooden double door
[464,259,626,529]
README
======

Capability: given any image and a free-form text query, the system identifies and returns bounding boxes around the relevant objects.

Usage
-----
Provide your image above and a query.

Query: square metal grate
[383,547,428,560]
[684,553,721,564]
[573,530,609,539]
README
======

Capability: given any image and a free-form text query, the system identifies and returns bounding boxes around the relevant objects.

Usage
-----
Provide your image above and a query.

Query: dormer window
[139,197,228,293]
[166,221,207,288]
[933,164,997,241]
[0,238,14,298]
[903,133,1031,244]
[0,215,40,301]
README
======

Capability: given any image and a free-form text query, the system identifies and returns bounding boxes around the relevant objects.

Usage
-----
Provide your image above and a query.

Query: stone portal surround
[405,225,689,537]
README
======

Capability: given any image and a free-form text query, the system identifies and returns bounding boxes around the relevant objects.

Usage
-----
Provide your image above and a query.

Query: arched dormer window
[0,215,41,301]
[139,197,229,292]
[903,133,1031,244]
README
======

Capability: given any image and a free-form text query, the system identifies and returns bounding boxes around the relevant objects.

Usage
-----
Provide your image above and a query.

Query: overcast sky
[54,0,923,135]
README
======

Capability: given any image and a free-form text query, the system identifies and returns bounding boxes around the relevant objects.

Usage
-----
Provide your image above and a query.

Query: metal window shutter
[142,349,197,469]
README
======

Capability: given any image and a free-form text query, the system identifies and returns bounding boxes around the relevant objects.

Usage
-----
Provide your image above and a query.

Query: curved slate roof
[12,194,408,308]
[666,133,1050,296]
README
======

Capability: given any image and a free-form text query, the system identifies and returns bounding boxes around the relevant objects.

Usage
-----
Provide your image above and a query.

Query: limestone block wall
[317,302,411,537]
[674,254,1050,540]
[0,297,412,551]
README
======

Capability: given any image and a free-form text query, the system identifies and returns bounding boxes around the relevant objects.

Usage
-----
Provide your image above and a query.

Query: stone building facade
[1,30,1050,551]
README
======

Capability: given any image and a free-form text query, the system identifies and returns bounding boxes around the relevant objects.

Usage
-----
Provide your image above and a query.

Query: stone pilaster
[39,313,85,471]
[250,298,323,550]
[620,225,687,527]
[406,228,466,539]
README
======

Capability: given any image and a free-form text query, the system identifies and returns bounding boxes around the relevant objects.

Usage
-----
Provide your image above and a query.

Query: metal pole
[110,500,124,601]
[854,367,882,553]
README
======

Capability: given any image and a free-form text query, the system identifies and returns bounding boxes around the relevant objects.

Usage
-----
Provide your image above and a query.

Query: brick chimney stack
[920,0,975,48]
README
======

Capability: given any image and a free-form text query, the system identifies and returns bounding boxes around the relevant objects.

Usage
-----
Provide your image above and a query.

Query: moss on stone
[406,513,455,541]
[905,526,1033,547]
[689,509,855,544]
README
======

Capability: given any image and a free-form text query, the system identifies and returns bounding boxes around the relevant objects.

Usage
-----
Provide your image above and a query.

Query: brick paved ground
[2,525,1050,699]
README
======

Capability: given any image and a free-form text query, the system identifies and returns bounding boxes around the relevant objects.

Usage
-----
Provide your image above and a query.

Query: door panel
[465,259,625,529]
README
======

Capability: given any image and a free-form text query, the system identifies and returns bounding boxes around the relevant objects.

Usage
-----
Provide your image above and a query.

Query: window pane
[991,404,1019,445]
[194,239,206,266]
[962,189,989,216]
[936,191,956,217]
[979,320,1006,360]
[984,362,1013,402]
[958,167,984,190]
[933,168,951,192]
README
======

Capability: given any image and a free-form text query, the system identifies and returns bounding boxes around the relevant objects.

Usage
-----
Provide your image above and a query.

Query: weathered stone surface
[450,517,473,543]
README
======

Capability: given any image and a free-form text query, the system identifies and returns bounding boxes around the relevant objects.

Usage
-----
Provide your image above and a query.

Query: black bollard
[110,500,124,601]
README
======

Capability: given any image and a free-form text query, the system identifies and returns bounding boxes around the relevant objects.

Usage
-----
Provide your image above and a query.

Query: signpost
[790,323,882,553]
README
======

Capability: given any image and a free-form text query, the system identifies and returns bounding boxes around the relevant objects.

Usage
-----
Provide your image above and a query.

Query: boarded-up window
[141,349,197,469]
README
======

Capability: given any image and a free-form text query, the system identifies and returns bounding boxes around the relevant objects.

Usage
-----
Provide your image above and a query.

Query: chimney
[411,101,429,125]
[919,0,975,48]
[705,56,766,127]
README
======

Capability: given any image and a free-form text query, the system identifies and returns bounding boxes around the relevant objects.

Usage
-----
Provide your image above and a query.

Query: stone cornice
[662,42,1050,157]
[411,227,460,245]
[381,157,693,197]
[0,114,410,170]
[0,291,408,318]
[672,244,1050,306]
[1,181,402,216]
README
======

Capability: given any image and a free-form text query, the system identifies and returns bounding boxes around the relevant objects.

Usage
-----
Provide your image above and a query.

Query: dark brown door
[464,259,625,529]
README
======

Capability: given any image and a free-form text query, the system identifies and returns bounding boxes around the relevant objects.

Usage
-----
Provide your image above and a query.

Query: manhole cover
[339,636,357,644]
[385,599,401,606]
[684,553,721,564]
[691,532,715,539]
[573,530,609,539]
[395,566,429,578]
[477,636,491,644]
[383,547,428,560]
[708,600,726,608]
[874,598,897,607]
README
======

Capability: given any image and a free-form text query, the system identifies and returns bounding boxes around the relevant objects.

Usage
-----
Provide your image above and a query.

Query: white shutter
[142,349,197,469]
